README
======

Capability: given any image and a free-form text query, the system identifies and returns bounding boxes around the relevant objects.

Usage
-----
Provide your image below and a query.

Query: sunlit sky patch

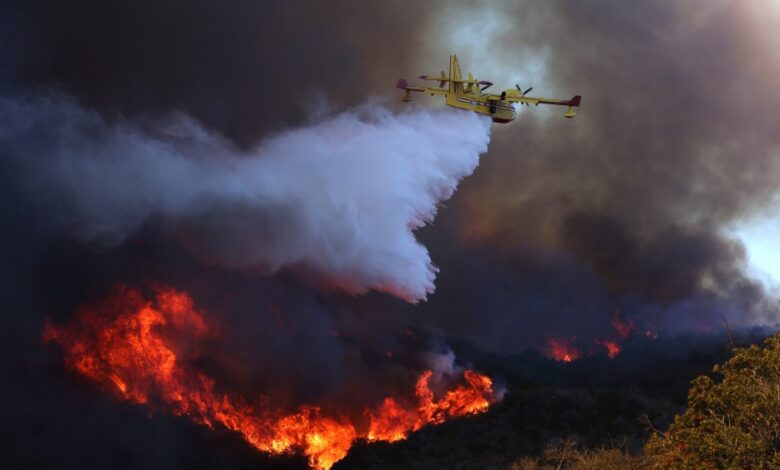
[423,4,551,96]
[731,201,780,287]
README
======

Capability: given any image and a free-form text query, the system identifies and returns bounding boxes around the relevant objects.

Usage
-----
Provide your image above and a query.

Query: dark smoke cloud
[408,0,780,347]
[19,0,439,146]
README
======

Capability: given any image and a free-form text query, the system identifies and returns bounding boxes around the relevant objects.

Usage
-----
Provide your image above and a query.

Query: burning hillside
[43,285,497,469]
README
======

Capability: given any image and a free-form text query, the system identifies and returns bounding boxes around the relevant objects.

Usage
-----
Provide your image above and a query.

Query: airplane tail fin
[396,79,409,89]
[568,95,582,107]
[449,55,462,93]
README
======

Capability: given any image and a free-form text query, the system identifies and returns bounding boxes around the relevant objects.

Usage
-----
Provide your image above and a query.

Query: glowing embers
[612,309,637,339]
[594,338,622,359]
[546,337,582,363]
[43,285,495,470]
[545,310,657,363]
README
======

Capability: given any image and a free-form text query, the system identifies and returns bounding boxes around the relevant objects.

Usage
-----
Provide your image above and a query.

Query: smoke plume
[1,94,491,302]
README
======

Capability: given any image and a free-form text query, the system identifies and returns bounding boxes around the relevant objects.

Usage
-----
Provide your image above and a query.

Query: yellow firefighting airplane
[397,55,581,123]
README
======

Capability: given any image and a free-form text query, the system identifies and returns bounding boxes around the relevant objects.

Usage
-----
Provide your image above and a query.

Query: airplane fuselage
[445,91,517,123]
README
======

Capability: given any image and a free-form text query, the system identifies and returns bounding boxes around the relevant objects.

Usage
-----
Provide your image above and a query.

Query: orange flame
[42,285,495,470]
[595,338,622,359]
[546,337,581,363]
[366,369,493,442]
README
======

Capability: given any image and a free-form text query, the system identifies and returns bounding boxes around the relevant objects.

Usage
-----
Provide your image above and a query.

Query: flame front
[42,285,495,470]
[366,369,493,442]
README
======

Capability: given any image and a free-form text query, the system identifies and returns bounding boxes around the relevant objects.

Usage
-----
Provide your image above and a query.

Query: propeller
[516,84,533,106]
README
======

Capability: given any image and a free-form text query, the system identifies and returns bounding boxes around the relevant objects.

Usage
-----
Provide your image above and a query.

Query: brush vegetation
[646,334,780,468]
[511,438,657,469]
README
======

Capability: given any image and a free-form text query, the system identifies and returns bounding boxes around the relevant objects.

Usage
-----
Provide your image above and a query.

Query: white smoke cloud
[1,94,491,302]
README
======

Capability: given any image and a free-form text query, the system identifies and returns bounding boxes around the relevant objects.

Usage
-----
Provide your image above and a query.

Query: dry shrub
[512,437,657,470]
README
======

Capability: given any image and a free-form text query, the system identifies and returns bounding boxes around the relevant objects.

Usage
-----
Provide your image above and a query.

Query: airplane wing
[396,79,449,102]
[488,91,582,118]
[418,70,449,88]
[418,76,492,86]
[397,79,427,92]
[418,74,493,93]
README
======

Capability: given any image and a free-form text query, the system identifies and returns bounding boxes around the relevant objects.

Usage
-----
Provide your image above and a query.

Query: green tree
[647,334,780,469]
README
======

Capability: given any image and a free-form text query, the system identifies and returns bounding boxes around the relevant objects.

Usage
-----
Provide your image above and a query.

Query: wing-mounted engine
[438,70,447,88]
[465,73,476,92]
